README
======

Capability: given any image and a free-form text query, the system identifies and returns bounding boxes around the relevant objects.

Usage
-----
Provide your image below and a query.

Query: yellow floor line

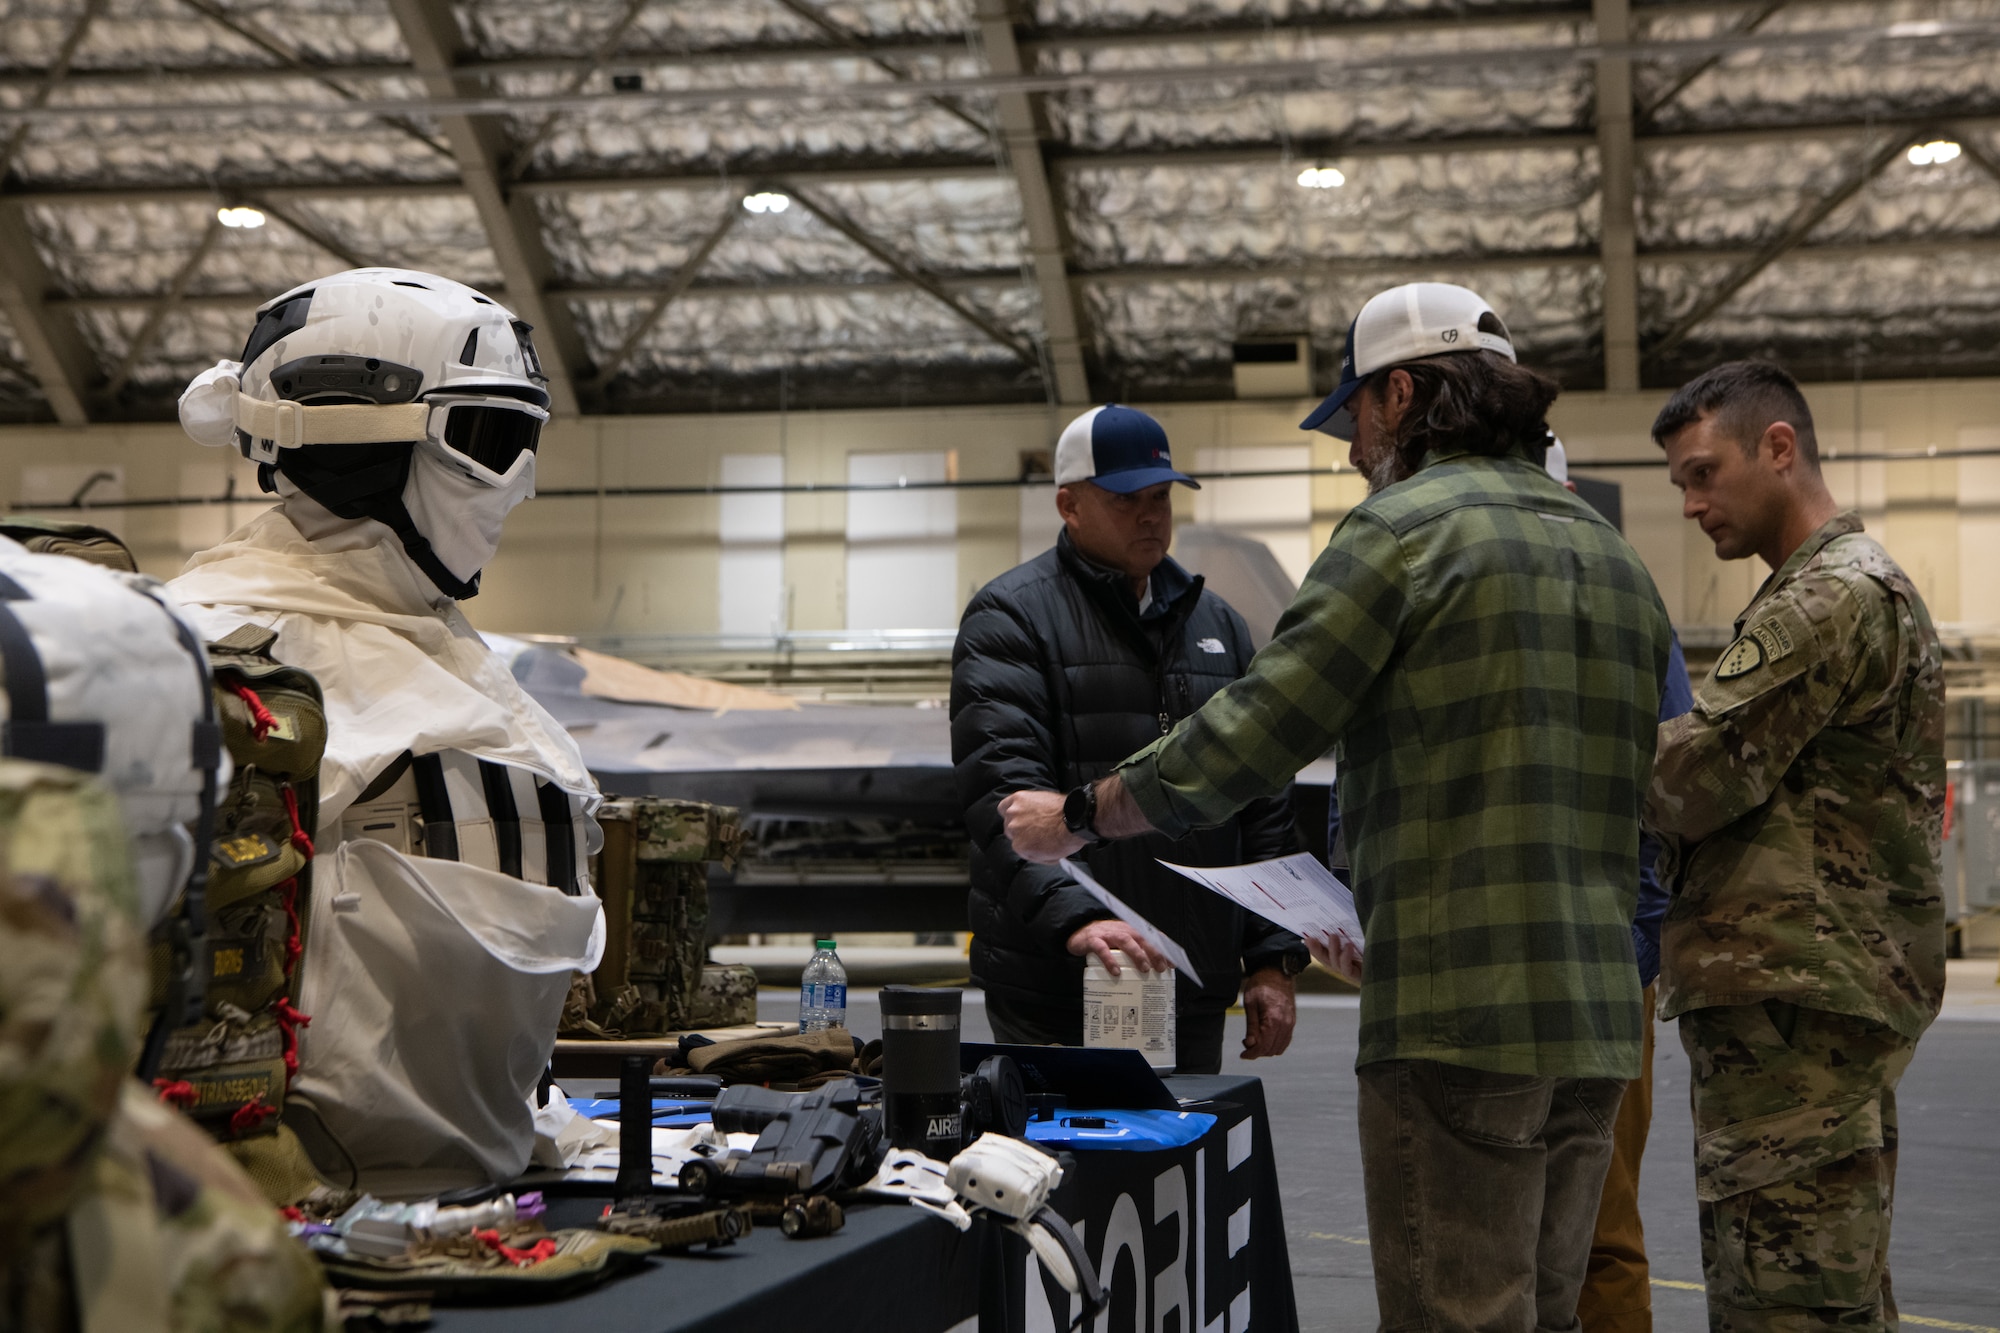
[1292,1242,1997,1332]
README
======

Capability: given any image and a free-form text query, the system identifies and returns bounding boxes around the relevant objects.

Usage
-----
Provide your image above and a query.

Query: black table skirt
[427,1073,1297,1333]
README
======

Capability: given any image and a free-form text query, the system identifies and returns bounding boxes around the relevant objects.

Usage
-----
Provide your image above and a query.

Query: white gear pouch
[291,837,604,1195]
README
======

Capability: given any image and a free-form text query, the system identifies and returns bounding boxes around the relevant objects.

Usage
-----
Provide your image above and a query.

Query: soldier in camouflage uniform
[1646,362,1945,1333]
[0,759,331,1332]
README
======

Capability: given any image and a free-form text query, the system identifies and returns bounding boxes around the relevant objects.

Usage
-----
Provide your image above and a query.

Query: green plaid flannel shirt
[1120,445,1673,1077]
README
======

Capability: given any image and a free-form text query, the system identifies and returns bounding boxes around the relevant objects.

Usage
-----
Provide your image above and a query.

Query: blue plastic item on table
[568,1097,714,1128]
[1026,1108,1216,1151]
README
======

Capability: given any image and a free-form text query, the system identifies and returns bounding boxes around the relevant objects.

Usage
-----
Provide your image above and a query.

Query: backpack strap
[411,753,461,861]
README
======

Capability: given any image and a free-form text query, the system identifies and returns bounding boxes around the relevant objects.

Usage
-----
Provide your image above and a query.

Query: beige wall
[3,375,1997,636]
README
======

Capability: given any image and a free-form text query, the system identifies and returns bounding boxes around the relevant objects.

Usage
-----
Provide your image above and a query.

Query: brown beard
[1362,399,1412,494]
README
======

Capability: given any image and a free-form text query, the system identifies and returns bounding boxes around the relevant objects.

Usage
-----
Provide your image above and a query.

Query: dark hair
[1370,349,1561,473]
[1651,360,1818,467]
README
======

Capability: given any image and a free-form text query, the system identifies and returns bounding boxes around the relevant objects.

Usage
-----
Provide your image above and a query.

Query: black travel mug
[879,986,963,1159]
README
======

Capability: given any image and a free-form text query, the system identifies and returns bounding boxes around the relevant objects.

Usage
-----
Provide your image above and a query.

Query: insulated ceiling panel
[0,0,1994,420]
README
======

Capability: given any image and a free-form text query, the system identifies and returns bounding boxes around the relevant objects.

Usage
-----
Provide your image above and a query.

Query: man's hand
[999,790,1086,865]
[1240,966,1297,1059]
[1305,930,1364,986]
[1067,919,1172,975]
[1002,776,1160,865]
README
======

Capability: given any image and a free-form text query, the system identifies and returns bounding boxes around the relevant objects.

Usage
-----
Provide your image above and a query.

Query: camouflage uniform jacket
[1646,511,1946,1040]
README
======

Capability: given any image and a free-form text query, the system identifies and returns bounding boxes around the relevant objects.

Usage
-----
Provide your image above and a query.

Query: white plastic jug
[1082,950,1176,1073]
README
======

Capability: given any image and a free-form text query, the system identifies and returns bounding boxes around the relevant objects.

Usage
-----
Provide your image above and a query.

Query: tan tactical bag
[0,515,140,573]
[574,797,743,1036]
[148,625,327,1192]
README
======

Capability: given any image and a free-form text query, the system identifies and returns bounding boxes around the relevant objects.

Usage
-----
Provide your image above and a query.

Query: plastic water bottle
[799,938,848,1032]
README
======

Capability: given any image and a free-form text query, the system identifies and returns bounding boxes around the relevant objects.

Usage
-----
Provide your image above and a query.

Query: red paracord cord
[474,1230,558,1267]
[153,1079,198,1109]
[229,1097,276,1135]
[271,996,312,1077]
[280,786,314,859]
[268,780,315,1087]
[225,678,278,743]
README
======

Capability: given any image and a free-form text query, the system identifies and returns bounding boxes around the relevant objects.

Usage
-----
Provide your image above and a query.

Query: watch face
[1063,785,1092,832]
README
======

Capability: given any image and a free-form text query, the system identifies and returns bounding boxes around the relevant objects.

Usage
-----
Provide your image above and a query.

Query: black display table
[428,1073,1296,1333]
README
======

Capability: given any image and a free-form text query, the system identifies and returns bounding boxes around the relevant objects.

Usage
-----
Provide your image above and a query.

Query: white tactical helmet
[178,268,551,600]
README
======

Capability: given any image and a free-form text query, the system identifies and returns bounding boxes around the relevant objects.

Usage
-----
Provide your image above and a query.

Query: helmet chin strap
[375,499,482,601]
[274,447,482,601]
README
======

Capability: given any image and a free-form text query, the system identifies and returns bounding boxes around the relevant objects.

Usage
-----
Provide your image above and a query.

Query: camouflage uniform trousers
[1680,1000,1917,1333]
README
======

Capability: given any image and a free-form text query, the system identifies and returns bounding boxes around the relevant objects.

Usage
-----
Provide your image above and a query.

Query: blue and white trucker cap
[1300,282,1517,440]
[1055,404,1200,493]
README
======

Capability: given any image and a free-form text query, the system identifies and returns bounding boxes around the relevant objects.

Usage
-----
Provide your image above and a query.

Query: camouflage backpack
[146,624,328,1201]
[578,797,744,1036]
[0,515,139,574]
[0,759,331,1333]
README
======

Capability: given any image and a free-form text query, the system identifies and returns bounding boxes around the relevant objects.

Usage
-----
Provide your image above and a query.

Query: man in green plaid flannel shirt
[1004,283,1673,1331]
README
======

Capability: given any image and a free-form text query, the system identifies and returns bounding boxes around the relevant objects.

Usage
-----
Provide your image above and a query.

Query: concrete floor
[761,980,2000,1333]
[1225,997,2000,1333]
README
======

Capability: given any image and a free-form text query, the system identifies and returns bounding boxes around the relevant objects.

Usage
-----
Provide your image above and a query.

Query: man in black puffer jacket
[951,404,1309,1074]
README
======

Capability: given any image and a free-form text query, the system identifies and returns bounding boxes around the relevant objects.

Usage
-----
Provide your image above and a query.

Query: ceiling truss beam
[769,182,1037,365]
[1647,124,1940,359]
[0,0,106,180]
[0,200,96,423]
[1594,0,1639,391]
[174,0,452,161]
[386,0,588,416]
[975,0,1089,404]
[1639,0,1792,122]
[772,0,991,140]
[585,197,739,389]
[231,192,377,270]
[101,214,223,399]
[503,0,653,183]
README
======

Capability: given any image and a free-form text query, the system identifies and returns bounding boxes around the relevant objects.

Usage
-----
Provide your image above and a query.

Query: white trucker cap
[1300,282,1517,440]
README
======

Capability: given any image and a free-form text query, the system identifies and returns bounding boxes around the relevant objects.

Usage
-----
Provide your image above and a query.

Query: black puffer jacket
[950,530,1305,1015]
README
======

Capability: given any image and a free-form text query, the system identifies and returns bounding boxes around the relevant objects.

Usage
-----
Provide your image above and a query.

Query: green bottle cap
[817,938,837,950]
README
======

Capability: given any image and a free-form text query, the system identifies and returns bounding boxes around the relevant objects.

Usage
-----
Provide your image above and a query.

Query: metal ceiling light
[1296,164,1345,189]
[216,205,266,228]
[742,191,792,214]
[1906,139,1962,166]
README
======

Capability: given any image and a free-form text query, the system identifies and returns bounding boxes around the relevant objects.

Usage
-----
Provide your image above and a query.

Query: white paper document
[1158,852,1364,949]
[1058,857,1203,986]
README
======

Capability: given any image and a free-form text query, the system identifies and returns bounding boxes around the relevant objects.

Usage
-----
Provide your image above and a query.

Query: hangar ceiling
[1,0,1997,423]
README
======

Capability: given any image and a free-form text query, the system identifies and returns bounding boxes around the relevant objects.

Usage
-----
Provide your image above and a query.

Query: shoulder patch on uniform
[1715,636,1764,679]
[1749,619,1795,663]
[1196,637,1226,654]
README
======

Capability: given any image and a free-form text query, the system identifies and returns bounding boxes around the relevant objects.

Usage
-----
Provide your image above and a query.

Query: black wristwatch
[1258,947,1311,979]
[1062,782,1099,838]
